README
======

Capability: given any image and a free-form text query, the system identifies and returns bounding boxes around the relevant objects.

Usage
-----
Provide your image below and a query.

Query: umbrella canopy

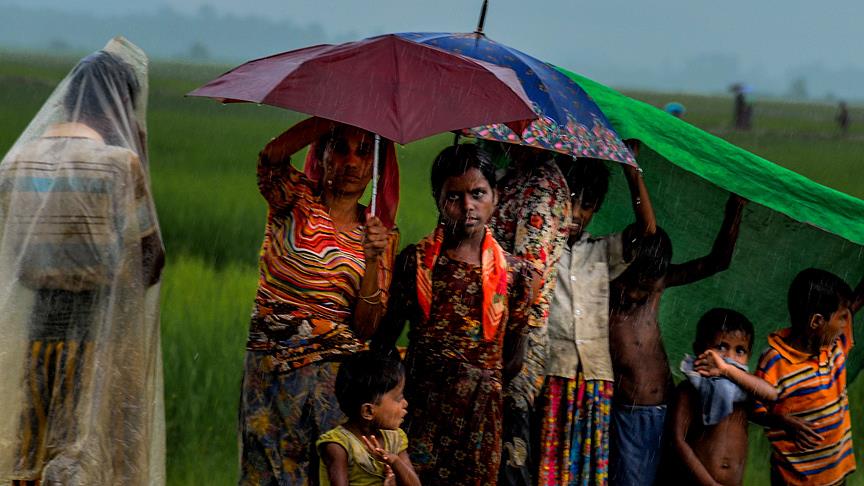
[554,66,864,381]
[397,31,635,166]
[188,34,536,145]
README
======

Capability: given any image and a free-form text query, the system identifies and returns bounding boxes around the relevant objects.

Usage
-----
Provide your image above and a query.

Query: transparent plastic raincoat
[0,37,165,484]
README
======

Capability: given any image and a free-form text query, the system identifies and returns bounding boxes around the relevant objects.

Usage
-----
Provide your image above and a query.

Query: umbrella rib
[392,37,403,143]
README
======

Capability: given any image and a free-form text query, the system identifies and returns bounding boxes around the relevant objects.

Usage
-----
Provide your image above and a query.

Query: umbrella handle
[370,134,380,217]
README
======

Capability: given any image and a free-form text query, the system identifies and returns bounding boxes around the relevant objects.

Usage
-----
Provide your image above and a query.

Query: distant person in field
[664,102,686,118]
[731,84,752,130]
[607,194,747,486]
[318,351,420,486]
[374,144,535,486]
[837,101,850,135]
[239,117,400,485]
[536,145,656,486]
[665,308,778,486]
[0,37,165,484]
[752,269,864,486]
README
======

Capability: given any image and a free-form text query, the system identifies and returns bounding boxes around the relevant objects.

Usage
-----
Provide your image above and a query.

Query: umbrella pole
[370,134,380,217]
[475,0,489,34]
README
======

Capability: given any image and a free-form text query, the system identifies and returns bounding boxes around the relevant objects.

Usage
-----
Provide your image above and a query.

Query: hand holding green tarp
[555,66,864,380]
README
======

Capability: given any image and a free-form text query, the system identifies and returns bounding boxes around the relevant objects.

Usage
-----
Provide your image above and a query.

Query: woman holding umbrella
[239,117,400,485]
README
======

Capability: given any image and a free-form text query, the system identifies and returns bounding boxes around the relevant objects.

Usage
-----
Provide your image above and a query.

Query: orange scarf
[415,226,509,341]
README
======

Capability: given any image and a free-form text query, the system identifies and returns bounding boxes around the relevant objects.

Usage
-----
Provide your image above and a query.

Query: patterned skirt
[537,373,613,486]
[404,357,503,486]
[239,352,345,486]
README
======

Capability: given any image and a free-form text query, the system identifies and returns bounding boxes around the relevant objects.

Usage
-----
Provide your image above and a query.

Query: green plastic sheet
[555,66,864,380]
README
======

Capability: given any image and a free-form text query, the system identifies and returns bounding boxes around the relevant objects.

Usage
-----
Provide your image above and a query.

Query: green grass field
[1,50,863,485]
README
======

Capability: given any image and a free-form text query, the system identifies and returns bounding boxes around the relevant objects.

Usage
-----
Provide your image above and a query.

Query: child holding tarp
[536,147,655,486]
[607,194,747,486]
[666,308,778,486]
[752,268,864,486]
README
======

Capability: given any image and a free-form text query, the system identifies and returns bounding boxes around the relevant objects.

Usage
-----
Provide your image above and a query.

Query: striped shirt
[0,135,156,291]
[247,156,398,372]
[754,322,855,486]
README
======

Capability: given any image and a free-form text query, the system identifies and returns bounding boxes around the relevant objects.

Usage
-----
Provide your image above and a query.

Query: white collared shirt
[545,232,629,381]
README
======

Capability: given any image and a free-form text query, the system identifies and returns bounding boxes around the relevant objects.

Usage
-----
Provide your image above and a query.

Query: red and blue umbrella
[397,31,636,166]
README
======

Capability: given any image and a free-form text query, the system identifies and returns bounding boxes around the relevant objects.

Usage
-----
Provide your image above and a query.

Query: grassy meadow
[1,50,864,485]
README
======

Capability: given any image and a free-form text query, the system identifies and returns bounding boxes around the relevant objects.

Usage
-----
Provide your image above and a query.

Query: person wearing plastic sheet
[0,37,165,484]
[239,117,400,486]
[483,141,571,486]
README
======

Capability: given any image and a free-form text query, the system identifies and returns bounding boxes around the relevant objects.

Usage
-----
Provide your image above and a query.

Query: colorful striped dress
[239,155,398,485]
[754,322,856,486]
[247,157,399,371]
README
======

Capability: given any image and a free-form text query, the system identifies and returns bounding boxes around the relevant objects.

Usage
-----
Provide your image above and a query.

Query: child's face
[437,168,497,239]
[569,196,598,241]
[817,304,852,347]
[704,330,751,366]
[371,378,408,430]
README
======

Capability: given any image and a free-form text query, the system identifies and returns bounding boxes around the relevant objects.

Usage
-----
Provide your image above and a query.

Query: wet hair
[693,308,755,355]
[64,50,139,143]
[430,143,496,199]
[625,224,673,281]
[555,156,610,211]
[788,268,852,332]
[335,351,405,420]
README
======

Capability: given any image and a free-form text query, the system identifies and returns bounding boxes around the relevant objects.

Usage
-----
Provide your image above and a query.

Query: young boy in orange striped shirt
[753,268,864,486]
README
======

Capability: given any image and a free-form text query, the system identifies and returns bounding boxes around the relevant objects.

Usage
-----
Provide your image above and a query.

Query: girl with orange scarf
[374,144,534,486]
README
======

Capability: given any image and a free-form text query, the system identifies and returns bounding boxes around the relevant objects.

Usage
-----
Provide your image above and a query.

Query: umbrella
[188,34,535,145]
[397,31,636,166]
[189,33,537,216]
[555,66,864,382]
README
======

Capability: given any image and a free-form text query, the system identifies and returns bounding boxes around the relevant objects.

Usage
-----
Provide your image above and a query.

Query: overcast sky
[4,0,863,78]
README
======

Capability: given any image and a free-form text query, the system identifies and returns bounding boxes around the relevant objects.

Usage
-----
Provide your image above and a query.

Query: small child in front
[753,268,863,486]
[318,351,420,486]
[667,308,778,486]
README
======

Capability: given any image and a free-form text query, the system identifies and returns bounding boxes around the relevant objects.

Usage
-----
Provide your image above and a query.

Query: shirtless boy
[608,194,747,486]
[667,308,777,486]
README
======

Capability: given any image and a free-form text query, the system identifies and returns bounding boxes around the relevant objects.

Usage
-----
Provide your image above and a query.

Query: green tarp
[555,66,864,380]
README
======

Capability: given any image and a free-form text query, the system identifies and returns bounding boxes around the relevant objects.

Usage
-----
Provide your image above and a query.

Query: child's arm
[361,436,421,486]
[669,385,723,486]
[503,328,529,384]
[665,194,747,288]
[371,248,414,355]
[320,443,350,486]
[390,451,421,486]
[694,350,778,402]
[750,412,824,450]
[623,140,657,239]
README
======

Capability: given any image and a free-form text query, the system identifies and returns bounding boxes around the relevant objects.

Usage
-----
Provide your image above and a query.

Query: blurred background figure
[837,101,850,135]
[0,37,165,485]
[664,101,686,118]
[730,83,753,130]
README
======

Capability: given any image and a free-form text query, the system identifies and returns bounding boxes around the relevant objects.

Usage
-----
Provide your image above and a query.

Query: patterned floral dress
[489,158,570,485]
[376,240,532,486]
